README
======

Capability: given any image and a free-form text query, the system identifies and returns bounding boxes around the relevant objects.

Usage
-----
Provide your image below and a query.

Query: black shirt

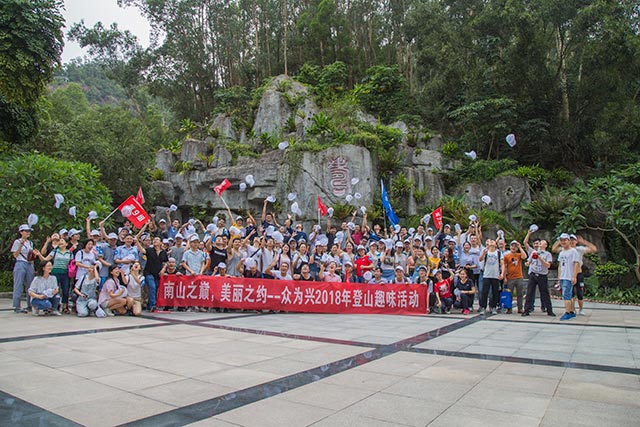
[144,246,169,278]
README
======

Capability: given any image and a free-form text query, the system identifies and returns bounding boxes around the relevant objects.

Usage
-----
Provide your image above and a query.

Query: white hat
[59,228,68,235]
[395,241,404,247]
[569,234,577,240]
[217,262,226,269]
[344,261,353,267]
[395,265,404,271]
[244,258,257,268]
[175,233,184,239]
[189,234,200,242]
[363,271,373,281]
[18,224,32,232]
[90,229,100,236]
[68,228,80,237]
[162,239,170,244]
[158,218,166,223]
[107,233,118,240]
[559,233,571,240]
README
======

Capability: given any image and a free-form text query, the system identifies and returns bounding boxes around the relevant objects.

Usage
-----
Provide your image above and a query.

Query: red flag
[317,196,328,217]
[431,207,443,230]
[118,196,151,228]
[135,187,145,205]
[214,178,231,196]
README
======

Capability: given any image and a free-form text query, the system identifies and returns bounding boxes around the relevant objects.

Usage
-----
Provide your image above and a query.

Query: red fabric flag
[317,196,328,217]
[214,178,231,196]
[431,207,443,230]
[135,187,145,205]
[118,196,151,228]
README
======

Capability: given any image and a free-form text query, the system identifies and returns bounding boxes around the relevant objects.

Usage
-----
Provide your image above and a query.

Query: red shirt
[354,256,372,277]
[436,277,453,298]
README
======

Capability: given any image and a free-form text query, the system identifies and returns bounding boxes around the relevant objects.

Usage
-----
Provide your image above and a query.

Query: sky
[61,0,151,63]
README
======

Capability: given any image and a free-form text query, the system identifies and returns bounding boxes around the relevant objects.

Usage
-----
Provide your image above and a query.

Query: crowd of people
[11,199,596,321]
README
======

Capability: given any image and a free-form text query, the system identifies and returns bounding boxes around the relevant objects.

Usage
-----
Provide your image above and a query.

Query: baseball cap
[158,219,166,224]
[162,239,170,244]
[425,236,433,241]
[68,228,80,237]
[395,241,403,247]
[90,229,100,236]
[18,224,32,232]
[175,233,184,239]
[510,240,519,246]
[357,245,366,251]
[107,232,118,240]
[559,233,571,240]
[432,269,441,275]
[59,228,68,235]
[395,265,404,271]
[569,234,577,240]
[189,234,200,242]
[217,262,226,269]
[417,265,428,271]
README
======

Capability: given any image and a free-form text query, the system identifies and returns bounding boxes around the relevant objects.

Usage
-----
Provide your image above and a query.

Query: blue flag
[381,180,399,227]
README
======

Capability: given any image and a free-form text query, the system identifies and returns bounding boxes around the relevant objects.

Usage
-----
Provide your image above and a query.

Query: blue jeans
[13,261,34,309]
[560,279,573,300]
[31,295,60,311]
[145,275,157,310]
[54,272,70,304]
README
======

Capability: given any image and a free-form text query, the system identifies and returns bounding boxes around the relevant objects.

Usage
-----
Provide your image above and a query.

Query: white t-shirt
[482,250,503,279]
[574,246,588,266]
[558,248,578,281]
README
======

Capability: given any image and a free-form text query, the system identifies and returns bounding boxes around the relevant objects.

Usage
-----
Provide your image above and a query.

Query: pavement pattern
[1,298,640,427]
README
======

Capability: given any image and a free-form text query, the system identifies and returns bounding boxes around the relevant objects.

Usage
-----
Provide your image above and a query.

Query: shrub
[150,168,165,181]
[442,141,461,159]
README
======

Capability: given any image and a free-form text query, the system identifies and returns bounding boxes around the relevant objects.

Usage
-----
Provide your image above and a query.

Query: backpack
[68,253,78,279]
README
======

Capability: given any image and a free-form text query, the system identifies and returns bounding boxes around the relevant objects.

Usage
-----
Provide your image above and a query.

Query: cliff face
[151,75,530,224]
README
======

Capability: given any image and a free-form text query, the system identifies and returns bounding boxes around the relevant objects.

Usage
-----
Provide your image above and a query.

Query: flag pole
[102,207,119,222]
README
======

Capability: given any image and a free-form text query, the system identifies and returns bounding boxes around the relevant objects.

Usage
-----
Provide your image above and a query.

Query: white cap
[395,241,403,247]
[175,233,184,239]
[189,234,200,242]
[68,228,80,237]
[18,224,32,232]
[395,266,404,271]
[217,262,226,269]
[90,229,100,236]
[59,228,68,235]
[559,233,571,240]
[107,232,118,240]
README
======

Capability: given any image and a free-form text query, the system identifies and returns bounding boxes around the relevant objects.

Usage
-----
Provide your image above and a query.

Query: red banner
[432,206,443,230]
[157,275,428,315]
[118,196,150,228]
[317,196,328,217]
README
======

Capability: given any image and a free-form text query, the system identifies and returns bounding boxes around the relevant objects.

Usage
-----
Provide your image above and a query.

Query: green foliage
[354,65,413,123]
[391,172,413,197]
[307,112,335,139]
[47,83,91,124]
[330,203,353,220]
[0,153,111,261]
[224,141,260,162]
[213,85,251,116]
[594,261,632,288]
[150,168,165,181]
[161,139,183,154]
[296,63,321,86]
[444,159,519,187]
[521,187,570,231]
[173,160,193,174]
[55,104,156,202]
[0,0,64,106]
[441,141,461,159]
[51,61,128,104]
[0,271,12,292]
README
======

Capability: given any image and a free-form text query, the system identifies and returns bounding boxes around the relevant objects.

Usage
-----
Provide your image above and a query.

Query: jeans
[145,275,157,310]
[76,298,98,317]
[54,272,70,304]
[31,295,60,311]
[560,279,573,300]
[13,261,34,309]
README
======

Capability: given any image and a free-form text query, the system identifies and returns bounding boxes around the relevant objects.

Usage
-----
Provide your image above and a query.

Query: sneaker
[570,312,577,318]
[547,312,556,317]
[491,308,497,315]
[105,308,115,317]
[521,311,530,317]
[479,308,486,315]
[560,313,572,321]
[579,309,585,316]
[31,307,41,316]
[51,310,62,316]
[462,309,470,315]
[506,308,512,314]
[14,308,28,314]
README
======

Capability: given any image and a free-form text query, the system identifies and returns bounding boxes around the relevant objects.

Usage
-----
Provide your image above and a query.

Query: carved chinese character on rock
[329,157,351,197]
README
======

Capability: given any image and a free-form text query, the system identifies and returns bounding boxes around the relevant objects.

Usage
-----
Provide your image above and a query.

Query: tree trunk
[283,0,288,75]
[556,26,570,123]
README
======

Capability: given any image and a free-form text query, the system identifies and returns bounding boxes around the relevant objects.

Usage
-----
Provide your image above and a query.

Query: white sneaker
[51,310,62,316]
[105,308,115,317]
[579,309,585,316]
[491,308,497,315]
[31,307,41,316]
[479,308,486,315]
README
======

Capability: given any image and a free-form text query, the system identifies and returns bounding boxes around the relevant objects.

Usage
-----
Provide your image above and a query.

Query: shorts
[560,279,573,301]
[572,273,584,300]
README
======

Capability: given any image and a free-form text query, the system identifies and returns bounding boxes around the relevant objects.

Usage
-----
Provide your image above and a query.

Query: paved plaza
[2,298,640,426]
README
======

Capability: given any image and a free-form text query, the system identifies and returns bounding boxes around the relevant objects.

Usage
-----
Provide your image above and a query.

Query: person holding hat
[565,234,597,316]
[40,233,60,257]
[266,260,293,280]
[36,237,73,309]
[74,263,100,317]
[97,223,119,286]
[503,240,528,314]
[319,261,342,282]
[343,261,357,283]
[354,245,374,283]
[28,261,62,316]
[213,262,230,277]
[114,233,139,275]
[11,224,36,313]
[479,239,504,315]
[98,265,128,316]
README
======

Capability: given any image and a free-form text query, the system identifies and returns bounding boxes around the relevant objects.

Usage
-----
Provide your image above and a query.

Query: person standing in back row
[556,233,579,321]
[503,240,527,314]
[479,239,504,315]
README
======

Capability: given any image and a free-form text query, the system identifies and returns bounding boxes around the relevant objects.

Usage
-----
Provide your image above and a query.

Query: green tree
[0,0,64,145]
[560,162,640,283]
[56,105,156,202]
[0,153,111,262]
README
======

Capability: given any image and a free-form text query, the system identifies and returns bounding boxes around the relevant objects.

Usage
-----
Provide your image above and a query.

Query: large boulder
[210,114,236,140]
[180,139,207,163]
[155,150,175,174]
[454,175,531,222]
[405,169,446,215]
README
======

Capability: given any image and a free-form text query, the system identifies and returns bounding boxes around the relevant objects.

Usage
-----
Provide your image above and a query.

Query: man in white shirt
[557,233,579,321]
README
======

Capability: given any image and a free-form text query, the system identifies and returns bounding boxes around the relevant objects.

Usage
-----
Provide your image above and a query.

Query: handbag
[68,257,77,279]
